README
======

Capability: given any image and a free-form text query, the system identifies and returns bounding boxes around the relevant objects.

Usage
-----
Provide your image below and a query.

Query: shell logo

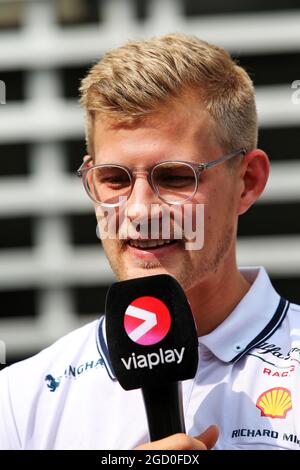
[256,387,292,419]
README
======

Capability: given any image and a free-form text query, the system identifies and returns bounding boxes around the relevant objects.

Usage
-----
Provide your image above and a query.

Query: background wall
[0,0,299,367]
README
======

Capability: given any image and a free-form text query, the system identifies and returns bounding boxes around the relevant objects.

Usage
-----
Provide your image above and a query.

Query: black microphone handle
[141,382,185,441]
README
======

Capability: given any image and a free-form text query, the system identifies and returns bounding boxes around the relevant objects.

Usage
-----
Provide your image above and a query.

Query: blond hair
[80,33,257,157]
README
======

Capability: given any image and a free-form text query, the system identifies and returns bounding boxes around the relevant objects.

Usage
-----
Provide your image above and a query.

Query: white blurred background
[0,0,299,367]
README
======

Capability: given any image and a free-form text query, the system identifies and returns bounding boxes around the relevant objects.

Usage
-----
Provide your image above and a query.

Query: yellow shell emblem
[256,387,292,419]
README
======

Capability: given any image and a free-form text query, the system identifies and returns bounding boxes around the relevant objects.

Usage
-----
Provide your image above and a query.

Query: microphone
[105,274,198,441]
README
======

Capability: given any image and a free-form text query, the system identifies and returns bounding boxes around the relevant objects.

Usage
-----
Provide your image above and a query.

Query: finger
[195,425,219,450]
[134,433,207,451]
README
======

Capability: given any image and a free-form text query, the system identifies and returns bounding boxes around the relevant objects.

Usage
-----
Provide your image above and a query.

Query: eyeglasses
[77,148,246,207]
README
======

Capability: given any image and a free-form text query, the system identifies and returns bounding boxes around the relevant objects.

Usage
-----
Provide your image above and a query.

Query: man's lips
[127,239,176,248]
[125,239,181,260]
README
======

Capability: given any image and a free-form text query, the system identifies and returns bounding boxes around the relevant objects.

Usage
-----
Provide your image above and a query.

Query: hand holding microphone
[105,274,218,447]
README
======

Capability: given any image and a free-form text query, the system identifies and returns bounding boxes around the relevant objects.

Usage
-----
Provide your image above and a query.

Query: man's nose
[126,176,159,221]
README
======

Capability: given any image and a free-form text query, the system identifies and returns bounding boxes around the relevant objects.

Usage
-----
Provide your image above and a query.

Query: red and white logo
[124,296,171,346]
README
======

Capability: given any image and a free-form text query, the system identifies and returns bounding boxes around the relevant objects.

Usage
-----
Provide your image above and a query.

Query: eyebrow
[95,155,203,168]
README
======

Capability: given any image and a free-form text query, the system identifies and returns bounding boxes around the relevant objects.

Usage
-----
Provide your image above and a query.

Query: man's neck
[186,260,250,336]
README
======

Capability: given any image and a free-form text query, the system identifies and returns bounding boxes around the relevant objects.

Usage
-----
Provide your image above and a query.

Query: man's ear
[237,149,270,216]
[83,154,91,163]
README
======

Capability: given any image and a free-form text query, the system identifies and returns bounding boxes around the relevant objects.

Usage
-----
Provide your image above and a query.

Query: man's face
[92,96,241,293]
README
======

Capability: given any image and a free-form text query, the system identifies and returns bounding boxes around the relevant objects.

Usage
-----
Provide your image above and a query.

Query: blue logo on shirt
[45,374,61,392]
[44,358,105,392]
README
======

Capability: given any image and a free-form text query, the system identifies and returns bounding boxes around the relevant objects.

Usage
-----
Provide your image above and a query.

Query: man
[0,33,299,450]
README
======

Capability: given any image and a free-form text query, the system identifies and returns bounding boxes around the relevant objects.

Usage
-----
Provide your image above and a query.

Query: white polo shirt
[1,267,300,450]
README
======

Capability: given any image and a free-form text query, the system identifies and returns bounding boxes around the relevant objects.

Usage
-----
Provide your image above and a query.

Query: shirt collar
[200,266,289,363]
[96,315,116,380]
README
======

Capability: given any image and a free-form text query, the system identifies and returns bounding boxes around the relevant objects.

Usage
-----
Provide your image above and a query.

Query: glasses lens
[86,166,131,206]
[152,162,197,203]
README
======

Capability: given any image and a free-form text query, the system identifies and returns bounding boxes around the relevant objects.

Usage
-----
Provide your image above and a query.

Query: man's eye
[102,177,125,184]
[159,175,194,187]
[98,176,130,186]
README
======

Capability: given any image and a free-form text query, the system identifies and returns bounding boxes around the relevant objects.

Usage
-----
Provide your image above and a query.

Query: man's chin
[117,264,171,281]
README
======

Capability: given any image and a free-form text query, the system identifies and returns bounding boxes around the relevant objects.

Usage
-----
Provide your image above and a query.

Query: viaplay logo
[124,296,171,346]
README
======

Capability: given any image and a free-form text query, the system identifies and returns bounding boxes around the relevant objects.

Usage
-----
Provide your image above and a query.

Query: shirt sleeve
[0,367,21,449]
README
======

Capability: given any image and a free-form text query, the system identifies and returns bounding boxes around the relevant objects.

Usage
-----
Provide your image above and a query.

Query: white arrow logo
[125,305,157,342]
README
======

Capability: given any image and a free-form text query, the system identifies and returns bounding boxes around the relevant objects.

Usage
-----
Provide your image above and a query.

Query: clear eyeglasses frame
[77,148,246,207]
